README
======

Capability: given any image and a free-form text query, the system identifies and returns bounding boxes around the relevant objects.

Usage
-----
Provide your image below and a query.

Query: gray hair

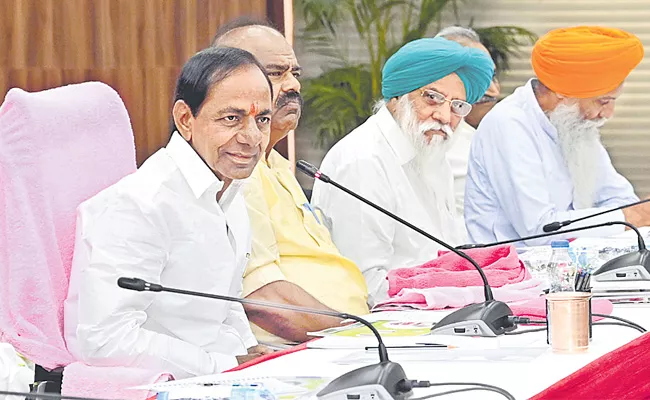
[435,26,481,44]
[373,99,387,113]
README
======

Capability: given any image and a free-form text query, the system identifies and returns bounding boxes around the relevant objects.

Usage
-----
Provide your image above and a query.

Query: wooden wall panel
[0,0,268,164]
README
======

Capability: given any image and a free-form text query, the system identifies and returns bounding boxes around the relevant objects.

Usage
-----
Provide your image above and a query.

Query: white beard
[548,103,608,210]
[394,96,456,176]
[390,96,462,243]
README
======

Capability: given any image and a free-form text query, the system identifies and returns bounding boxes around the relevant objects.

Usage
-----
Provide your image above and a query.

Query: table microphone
[117,277,413,400]
[542,198,650,233]
[456,221,650,283]
[296,160,516,338]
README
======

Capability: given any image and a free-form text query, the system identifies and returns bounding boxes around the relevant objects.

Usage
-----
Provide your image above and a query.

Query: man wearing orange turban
[464,26,650,245]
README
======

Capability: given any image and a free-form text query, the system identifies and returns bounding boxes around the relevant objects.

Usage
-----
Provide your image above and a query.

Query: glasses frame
[419,88,472,117]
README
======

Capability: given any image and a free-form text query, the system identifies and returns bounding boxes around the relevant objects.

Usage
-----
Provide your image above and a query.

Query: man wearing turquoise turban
[312,37,495,305]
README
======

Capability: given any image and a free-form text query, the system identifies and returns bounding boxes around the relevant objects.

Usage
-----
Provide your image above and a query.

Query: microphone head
[117,277,147,291]
[296,160,319,177]
[296,160,331,183]
[543,222,563,233]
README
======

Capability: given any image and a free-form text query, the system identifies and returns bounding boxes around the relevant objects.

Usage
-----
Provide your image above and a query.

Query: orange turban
[531,26,644,98]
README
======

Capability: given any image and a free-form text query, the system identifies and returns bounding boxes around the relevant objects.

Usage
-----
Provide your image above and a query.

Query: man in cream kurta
[312,107,462,306]
[312,38,495,305]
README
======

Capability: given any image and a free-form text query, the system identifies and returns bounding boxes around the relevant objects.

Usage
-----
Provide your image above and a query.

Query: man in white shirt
[435,26,501,216]
[465,26,650,246]
[311,38,495,305]
[64,47,273,378]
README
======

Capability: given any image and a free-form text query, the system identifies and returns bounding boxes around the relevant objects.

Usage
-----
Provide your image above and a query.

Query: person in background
[212,18,369,344]
[64,47,273,378]
[312,37,494,306]
[435,26,501,216]
[464,26,650,246]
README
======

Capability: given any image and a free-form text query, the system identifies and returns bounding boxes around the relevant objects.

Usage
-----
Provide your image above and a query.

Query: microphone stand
[457,221,650,283]
[117,278,413,400]
[542,198,650,233]
[297,160,517,337]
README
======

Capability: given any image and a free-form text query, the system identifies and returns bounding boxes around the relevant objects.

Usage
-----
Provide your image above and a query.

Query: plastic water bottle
[548,240,577,292]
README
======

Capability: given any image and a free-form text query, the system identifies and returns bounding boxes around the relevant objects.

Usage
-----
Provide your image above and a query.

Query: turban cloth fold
[381,37,495,104]
[532,26,644,98]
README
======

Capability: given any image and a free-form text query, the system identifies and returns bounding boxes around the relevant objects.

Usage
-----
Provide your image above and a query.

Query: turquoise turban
[381,37,495,104]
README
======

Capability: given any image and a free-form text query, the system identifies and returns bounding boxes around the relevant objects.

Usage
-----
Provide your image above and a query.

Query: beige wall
[460,0,650,196]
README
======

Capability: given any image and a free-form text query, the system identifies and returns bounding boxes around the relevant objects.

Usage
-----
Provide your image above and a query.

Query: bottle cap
[551,240,570,248]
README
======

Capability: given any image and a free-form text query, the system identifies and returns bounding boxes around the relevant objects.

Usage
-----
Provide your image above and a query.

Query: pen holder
[546,292,592,353]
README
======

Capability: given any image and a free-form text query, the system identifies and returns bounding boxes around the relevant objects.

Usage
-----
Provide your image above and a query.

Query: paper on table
[158,385,231,399]
[334,347,548,365]
[308,332,542,350]
[362,310,444,322]
[308,320,434,338]
[311,310,445,338]
[133,373,330,399]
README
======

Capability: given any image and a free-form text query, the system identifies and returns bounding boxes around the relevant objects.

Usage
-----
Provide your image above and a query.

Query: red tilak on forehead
[249,103,257,114]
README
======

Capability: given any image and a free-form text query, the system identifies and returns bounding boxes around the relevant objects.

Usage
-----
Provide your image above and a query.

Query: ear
[386,96,399,110]
[172,100,194,141]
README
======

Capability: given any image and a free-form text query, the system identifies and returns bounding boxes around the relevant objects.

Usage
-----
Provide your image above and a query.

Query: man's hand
[236,344,275,365]
[622,197,650,228]
[244,281,342,342]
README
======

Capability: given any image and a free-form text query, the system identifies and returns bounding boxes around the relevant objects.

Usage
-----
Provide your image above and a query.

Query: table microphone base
[317,361,411,400]
[593,249,650,282]
[430,300,516,337]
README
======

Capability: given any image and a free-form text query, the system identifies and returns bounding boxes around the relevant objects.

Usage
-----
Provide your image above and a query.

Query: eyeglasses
[420,89,472,117]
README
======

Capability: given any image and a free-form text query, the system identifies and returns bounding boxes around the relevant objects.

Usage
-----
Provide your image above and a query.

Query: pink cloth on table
[387,245,529,297]
[376,279,543,310]
[0,82,172,396]
[62,364,173,400]
[375,284,613,321]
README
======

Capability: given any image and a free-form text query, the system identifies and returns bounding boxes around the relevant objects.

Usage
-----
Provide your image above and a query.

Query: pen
[364,344,456,350]
[575,271,585,291]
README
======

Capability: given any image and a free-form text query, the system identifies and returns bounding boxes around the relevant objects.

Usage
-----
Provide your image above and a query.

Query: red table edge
[224,340,313,372]
[529,332,650,399]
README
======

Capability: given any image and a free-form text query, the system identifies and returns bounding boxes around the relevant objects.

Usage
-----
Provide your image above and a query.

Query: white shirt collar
[376,106,416,166]
[166,132,225,199]
[523,79,559,142]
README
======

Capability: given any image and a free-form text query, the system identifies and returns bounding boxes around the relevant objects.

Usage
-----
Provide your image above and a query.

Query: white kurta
[64,133,257,379]
[464,79,639,246]
[446,119,476,217]
[311,106,463,306]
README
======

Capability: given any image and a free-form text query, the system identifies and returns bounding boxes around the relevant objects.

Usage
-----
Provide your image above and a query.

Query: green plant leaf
[301,66,375,146]
[474,26,538,73]
[295,0,538,148]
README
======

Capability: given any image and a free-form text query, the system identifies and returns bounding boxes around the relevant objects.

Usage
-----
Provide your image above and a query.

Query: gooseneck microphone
[118,278,389,361]
[117,277,412,400]
[297,160,516,337]
[458,221,644,251]
[542,198,650,233]
[456,221,650,283]
[297,160,492,301]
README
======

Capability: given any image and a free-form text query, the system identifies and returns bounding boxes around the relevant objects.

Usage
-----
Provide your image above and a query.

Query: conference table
[238,304,650,399]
